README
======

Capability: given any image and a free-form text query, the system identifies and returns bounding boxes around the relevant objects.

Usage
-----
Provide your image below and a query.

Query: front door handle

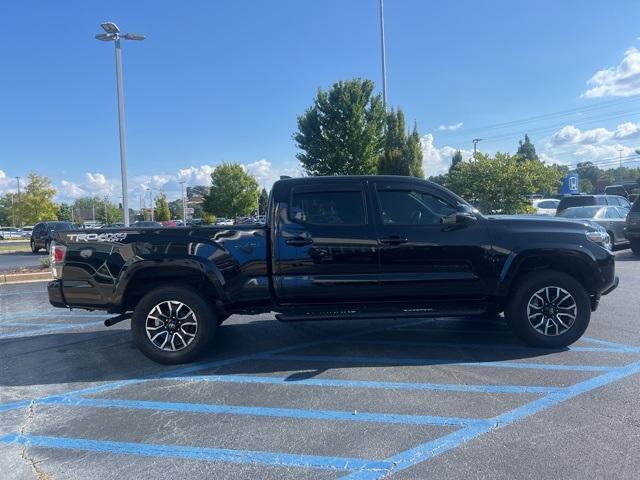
[286,237,313,246]
[380,236,409,245]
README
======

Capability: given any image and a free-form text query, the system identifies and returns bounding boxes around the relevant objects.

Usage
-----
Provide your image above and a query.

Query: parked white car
[532,198,560,216]
[0,227,24,240]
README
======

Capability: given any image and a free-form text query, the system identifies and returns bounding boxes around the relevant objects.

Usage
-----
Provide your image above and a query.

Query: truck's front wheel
[505,271,590,349]
[131,285,217,364]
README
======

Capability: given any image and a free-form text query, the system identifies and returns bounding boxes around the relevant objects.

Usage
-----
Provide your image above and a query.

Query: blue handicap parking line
[0,320,106,339]
[0,433,392,474]
[341,360,640,480]
[580,337,640,352]
[40,396,478,427]
[3,311,110,320]
[258,353,616,372]
[346,338,635,354]
[168,373,559,394]
[0,399,33,413]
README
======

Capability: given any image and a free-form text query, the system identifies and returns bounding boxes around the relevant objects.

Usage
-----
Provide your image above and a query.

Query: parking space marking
[347,338,635,353]
[581,336,640,352]
[39,396,478,427]
[0,434,393,474]
[164,373,559,394]
[0,320,106,339]
[257,353,616,372]
[341,360,640,479]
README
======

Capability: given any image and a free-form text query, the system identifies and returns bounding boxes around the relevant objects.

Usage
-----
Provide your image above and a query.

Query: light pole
[146,188,154,221]
[95,22,145,227]
[472,138,483,159]
[15,176,21,227]
[178,181,187,224]
[379,0,388,110]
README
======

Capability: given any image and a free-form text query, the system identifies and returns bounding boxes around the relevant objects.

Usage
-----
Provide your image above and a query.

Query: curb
[0,250,31,255]
[1,271,53,285]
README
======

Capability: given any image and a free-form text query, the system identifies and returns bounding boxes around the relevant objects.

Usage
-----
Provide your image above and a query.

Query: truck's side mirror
[456,212,477,223]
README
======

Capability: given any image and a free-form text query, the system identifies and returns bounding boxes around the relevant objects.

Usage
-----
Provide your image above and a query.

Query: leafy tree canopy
[444,153,562,214]
[20,172,58,225]
[154,192,171,221]
[202,163,259,218]
[294,78,385,175]
[516,134,539,162]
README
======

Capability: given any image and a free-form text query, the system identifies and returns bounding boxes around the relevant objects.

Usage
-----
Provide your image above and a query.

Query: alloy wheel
[526,286,577,336]
[145,300,198,351]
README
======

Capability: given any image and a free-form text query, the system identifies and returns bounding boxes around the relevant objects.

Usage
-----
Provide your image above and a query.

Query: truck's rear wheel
[631,240,640,255]
[131,285,217,364]
[505,271,590,349]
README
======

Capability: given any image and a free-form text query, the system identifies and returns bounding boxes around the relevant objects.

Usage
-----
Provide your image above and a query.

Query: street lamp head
[101,22,120,34]
[123,33,145,41]
[95,33,116,42]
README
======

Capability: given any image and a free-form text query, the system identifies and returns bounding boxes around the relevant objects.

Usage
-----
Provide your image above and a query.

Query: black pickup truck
[48,176,618,363]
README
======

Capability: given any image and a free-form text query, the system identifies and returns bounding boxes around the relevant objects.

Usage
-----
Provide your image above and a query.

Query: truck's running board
[275,302,488,322]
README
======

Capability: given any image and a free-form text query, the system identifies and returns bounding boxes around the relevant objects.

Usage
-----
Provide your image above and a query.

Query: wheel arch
[116,260,225,311]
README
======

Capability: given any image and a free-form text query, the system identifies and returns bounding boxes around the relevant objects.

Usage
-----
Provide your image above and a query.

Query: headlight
[586,229,612,251]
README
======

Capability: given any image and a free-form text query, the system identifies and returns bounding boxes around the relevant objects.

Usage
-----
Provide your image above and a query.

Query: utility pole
[472,138,483,159]
[147,188,154,221]
[15,176,21,227]
[179,181,187,223]
[379,0,388,110]
[617,147,624,181]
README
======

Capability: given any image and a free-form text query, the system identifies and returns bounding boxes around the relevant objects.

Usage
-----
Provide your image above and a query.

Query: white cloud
[614,121,640,139]
[583,47,640,98]
[572,143,634,161]
[58,180,86,199]
[549,125,614,145]
[420,134,473,176]
[176,165,216,185]
[437,122,464,131]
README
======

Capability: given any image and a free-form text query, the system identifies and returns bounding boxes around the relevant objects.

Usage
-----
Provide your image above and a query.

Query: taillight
[50,242,67,279]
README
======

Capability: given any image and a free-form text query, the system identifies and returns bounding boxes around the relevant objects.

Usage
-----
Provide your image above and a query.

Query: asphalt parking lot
[1,250,639,479]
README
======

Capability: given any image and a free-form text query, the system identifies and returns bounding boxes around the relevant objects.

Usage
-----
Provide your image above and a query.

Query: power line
[437,96,640,138]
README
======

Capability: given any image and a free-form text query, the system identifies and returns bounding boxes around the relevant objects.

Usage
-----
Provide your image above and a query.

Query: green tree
[57,203,73,222]
[450,150,463,172]
[445,153,562,214]
[72,196,120,223]
[168,199,183,219]
[258,188,269,215]
[202,163,259,218]
[516,134,539,162]
[0,194,16,226]
[186,185,209,199]
[574,161,601,189]
[378,110,424,177]
[20,172,58,225]
[294,78,385,175]
[154,192,171,221]
[579,178,594,194]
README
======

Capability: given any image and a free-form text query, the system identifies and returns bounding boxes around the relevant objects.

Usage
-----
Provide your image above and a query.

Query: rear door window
[290,186,366,225]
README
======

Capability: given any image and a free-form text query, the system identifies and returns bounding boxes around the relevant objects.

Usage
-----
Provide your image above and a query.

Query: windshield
[50,222,74,230]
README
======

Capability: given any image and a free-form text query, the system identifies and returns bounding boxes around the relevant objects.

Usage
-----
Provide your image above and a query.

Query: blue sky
[1,0,639,203]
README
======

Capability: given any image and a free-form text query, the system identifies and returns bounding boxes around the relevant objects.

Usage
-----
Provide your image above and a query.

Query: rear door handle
[380,236,409,245]
[285,237,313,246]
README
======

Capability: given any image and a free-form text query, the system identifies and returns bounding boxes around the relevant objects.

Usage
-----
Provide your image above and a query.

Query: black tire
[505,271,590,349]
[44,240,51,253]
[631,240,640,256]
[30,239,39,254]
[131,284,217,364]
[607,231,615,249]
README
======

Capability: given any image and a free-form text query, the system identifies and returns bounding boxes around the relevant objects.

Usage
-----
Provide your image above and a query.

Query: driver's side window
[376,187,457,225]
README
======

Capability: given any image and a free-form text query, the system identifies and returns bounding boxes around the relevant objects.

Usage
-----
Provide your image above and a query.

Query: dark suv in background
[31,221,74,253]
[556,194,631,214]
[626,196,640,255]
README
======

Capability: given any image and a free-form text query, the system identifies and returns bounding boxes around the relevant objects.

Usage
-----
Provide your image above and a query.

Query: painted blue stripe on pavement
[0,321,105,339]
[40,396,476,427]
[0,433,392,473]
[3,311,109,320]
[341,360,640,479]
[348,338,633,353]
[0,400,32,413]
[0,318,432,413]
[261,353,614,372]
[580,337,640,352]
[166,373,557,395]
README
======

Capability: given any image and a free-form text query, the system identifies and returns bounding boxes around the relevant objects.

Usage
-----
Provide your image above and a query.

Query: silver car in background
[557,205,630,248]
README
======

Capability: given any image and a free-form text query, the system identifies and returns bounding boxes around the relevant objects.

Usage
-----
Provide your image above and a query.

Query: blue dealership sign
[560,174,580,195]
